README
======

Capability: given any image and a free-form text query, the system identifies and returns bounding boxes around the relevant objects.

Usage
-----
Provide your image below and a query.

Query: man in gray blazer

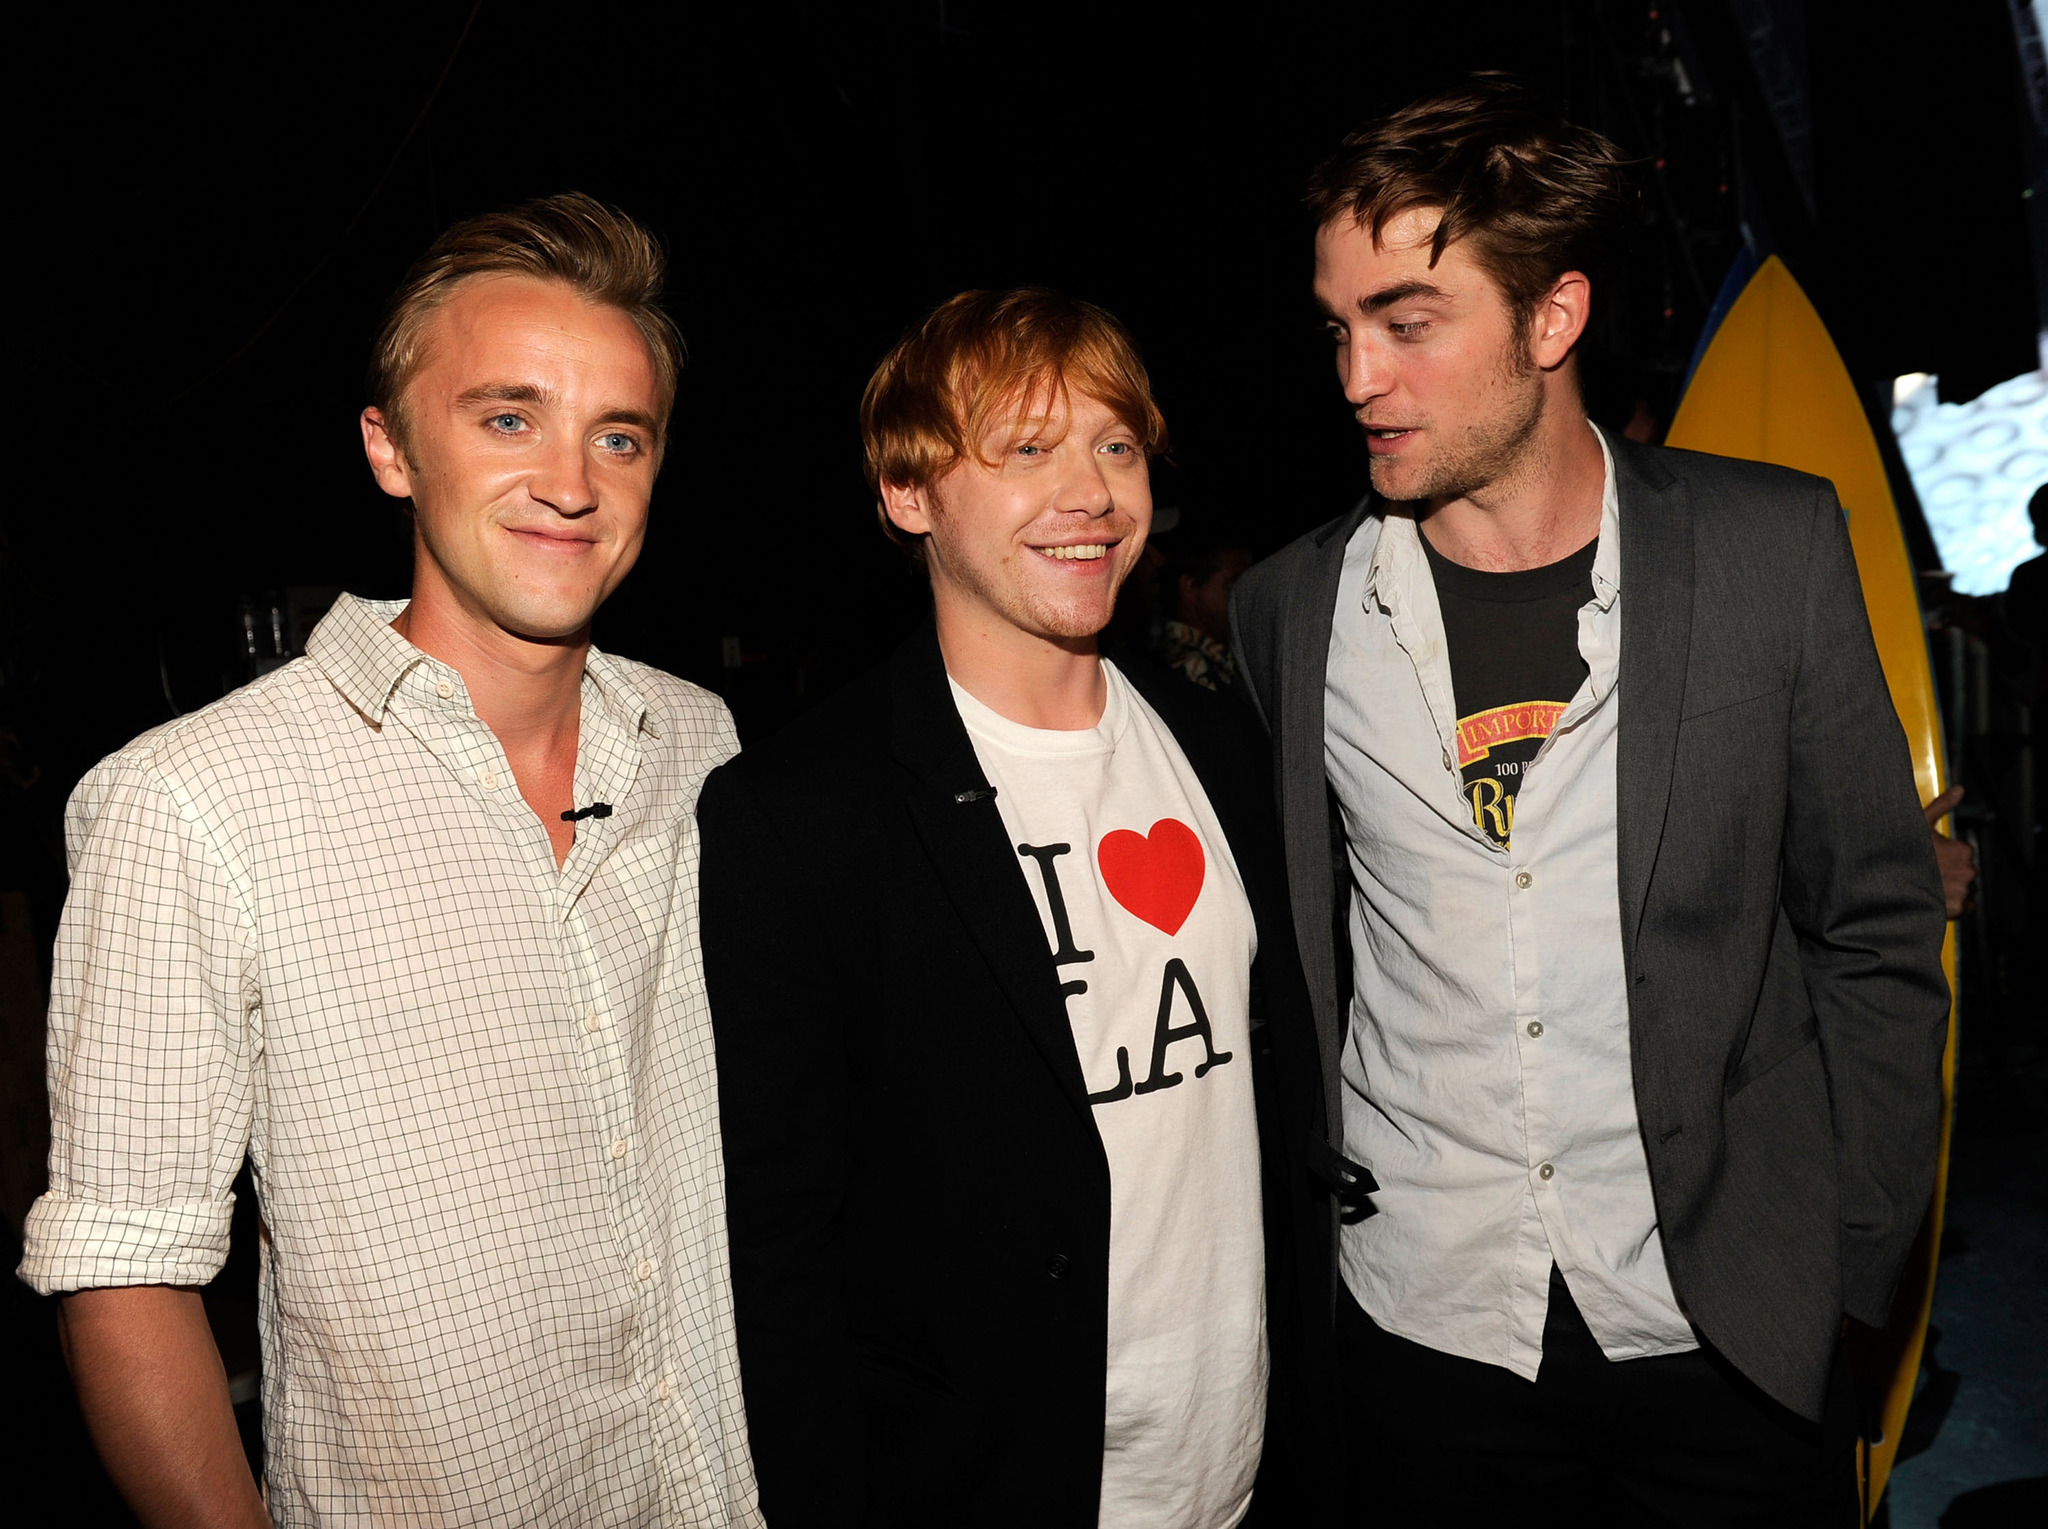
[1231,78,1949,1524]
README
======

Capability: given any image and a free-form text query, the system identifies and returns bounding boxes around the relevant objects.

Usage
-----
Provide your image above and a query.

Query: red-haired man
[699,288,1338,1526]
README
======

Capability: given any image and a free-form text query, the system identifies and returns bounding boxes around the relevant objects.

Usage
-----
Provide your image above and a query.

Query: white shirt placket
[1328,429,1693,1378]
[398,662,715,1507]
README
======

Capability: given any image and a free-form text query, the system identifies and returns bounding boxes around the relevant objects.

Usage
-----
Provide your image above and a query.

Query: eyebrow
[593,405,662,434]
[453,381,553,410]
[453,381,661,433]
[1347,279,1452,316]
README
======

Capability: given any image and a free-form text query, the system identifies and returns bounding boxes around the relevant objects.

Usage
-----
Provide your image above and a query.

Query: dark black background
[4,5,2043,1514]
[7,0,2039,807]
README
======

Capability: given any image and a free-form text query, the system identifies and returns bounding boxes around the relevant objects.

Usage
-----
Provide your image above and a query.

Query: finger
[1924,785,1964,826]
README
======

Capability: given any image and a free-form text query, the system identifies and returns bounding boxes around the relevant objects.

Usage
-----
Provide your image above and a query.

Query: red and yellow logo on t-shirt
[1455,701,1570,768]
[1457,699,1572,848]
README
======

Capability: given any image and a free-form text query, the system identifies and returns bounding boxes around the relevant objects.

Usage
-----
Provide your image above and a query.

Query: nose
[1342,333,1393,411]
[1053,450,1116,518]
[531,437,598,517]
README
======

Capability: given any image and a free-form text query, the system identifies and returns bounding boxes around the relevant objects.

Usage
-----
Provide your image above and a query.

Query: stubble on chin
[1365,455,1420,504]
[1017,574,1122,643]
[935,535,1130,644]
[1369,382,1544,507]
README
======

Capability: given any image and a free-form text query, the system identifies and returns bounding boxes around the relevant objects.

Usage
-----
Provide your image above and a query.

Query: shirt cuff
[16,1194,234,1295]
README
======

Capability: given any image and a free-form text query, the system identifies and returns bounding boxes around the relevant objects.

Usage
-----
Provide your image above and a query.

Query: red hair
[860,287,1167,553]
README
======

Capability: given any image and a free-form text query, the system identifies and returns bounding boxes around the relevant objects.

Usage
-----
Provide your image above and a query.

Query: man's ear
[361,408,415,501]
[1532,272,1592,372]
[881,478,935,539]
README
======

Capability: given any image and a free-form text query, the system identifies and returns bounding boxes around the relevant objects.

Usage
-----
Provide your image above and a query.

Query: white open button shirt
[22,595,763,1527]
[1323,428,1700,1380]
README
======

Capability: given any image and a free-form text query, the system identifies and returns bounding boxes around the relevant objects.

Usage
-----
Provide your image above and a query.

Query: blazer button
[1046,1253,1074,1280]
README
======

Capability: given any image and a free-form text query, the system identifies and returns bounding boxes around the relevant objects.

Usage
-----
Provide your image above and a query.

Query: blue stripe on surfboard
[1679,243,1764,397]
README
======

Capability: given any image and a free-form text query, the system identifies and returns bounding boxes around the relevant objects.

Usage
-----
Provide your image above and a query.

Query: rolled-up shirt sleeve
[20,743,259,1294]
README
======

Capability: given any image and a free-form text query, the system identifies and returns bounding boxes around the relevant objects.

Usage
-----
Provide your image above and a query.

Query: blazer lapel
[1284,499,1373,1139]
[1613,440,1694,971]
[888,623,1097,1126]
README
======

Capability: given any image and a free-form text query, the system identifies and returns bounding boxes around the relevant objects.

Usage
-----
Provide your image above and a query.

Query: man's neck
[393,593,587,757]
[934,599,1106,731]
[1417,412,1607,573]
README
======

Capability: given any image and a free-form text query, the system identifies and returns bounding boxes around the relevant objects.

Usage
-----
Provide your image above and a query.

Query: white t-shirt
[951,661,1266,1529]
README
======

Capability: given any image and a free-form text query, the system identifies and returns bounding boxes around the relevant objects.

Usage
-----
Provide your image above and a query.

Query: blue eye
[599,432,636,454]
[489,413,528,434]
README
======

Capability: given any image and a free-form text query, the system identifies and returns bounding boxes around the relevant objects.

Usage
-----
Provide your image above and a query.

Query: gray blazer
[1229,436,1950,1420]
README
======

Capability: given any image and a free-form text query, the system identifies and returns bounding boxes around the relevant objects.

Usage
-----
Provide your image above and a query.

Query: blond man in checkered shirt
[20,195,763,1527]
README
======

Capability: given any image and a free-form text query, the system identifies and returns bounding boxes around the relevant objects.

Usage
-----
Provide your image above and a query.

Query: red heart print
[1097,819,1206,936]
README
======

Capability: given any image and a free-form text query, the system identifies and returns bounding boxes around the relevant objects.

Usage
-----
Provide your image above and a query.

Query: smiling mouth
[1032,544,1112,561]
[508,527,597,548]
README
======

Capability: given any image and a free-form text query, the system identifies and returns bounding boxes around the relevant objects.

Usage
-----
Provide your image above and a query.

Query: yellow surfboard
[1664,254,1957,1519]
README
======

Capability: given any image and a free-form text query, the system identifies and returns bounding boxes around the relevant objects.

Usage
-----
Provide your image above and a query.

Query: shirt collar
[582,645,657,741]
[307,595,427,722]
[1361,418,1622,609]
[1588,422,1622,610]
[307,592,655,738]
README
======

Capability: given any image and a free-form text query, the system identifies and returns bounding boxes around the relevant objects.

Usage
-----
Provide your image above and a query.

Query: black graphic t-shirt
[1423,530,1597,849]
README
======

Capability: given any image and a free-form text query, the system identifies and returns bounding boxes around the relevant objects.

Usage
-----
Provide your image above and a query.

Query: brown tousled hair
[861,287,1168,556]
[367,191,684,455]
[1306,74,1637,322]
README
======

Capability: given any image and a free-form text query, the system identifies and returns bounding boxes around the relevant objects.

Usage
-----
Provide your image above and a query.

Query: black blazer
[1229,437,1951,1421]
[698,621,1334,1527]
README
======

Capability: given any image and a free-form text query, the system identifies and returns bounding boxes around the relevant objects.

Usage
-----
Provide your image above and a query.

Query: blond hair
[367,191,684,453]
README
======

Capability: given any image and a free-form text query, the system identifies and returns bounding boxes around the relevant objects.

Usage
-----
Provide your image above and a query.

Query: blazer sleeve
[698,761,866,1525]
[1778,484,1951,1326]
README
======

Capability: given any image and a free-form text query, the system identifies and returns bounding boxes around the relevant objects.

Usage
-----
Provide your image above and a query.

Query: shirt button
[1527,1021,1544,1038]
[1538,1162,1556,1180]
[479,769,500,791]
[1441,747,1453,770]
[636,1258,655,1281]
[655,1379,672,1402]
[435,679,454,700]
[1514,871,1533,889]
[585,1008,604,1034]
[610,1137,629,1161]
[1046,1253,1074,1280]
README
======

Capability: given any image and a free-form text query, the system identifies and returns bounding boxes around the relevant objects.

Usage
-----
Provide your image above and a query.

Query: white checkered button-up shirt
[21,594,763,1527]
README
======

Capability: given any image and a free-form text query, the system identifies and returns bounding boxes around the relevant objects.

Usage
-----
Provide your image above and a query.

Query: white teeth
[1037,544,1108,560]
